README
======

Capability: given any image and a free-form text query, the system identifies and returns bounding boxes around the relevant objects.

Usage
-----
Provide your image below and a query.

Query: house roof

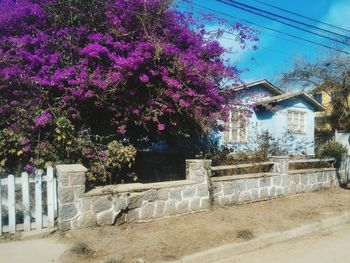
[240,79,284,95]
[256,92,325,112]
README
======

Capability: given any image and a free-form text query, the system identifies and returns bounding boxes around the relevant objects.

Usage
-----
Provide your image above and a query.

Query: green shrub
[70,242,93,255]
[318,140,347,159]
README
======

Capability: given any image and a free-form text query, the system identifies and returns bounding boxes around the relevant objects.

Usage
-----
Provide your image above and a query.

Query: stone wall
[212,169,338,207]
[56,158,341,230]
[56,160,211,230]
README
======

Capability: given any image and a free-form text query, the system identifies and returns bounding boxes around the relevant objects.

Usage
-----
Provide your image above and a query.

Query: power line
[182,1,350,55]
[250,0,350,34]
[183,1,316,50]
[217,0,350,47]
[222,0,350,41]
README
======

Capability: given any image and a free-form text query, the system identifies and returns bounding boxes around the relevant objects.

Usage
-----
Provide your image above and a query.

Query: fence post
[56,164,87,230]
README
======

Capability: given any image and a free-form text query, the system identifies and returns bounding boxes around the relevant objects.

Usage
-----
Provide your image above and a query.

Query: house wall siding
[218,84,317,155]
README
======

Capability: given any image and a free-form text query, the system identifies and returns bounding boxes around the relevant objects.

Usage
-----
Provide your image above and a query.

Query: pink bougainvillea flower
[34,111,52,127]
[158,123,165,131]
[139,74,149,83]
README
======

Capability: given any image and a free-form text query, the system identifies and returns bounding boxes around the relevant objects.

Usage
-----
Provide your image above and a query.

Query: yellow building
[309,87,333,132]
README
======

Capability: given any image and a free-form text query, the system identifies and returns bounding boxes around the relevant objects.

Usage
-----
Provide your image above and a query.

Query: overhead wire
[217,0,350,46]
[250,0,350,34]
[182,1,350,55]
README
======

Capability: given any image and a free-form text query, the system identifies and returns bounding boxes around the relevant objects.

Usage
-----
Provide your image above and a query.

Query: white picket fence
[0,167,57,235]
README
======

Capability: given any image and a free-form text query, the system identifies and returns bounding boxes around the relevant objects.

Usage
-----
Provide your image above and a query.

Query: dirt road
[219,222,350,263]
[0,238,67,263]
[59,188,350,263]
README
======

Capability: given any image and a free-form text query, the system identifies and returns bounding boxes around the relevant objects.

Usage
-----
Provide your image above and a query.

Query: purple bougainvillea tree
[0,0,257,185]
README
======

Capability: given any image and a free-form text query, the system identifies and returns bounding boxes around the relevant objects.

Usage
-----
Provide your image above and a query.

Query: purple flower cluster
[34,111,52,127]
[0,0,257,150]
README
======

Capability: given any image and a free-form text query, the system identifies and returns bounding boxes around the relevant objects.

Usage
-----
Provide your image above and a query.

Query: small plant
[318,140,347,159]
[236,229,254,240]
[70,242,93,255]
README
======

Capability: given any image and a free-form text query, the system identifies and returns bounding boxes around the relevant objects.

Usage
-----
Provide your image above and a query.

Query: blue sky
[179,0,350,86]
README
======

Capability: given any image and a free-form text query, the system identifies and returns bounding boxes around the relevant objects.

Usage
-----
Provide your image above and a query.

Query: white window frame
[224,109,248,144]
[287,110,307,134]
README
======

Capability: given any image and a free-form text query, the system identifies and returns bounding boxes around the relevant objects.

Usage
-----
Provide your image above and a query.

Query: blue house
[219,80,325,155]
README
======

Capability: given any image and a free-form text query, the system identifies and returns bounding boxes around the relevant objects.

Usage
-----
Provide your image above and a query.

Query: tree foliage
[281,54,350,131]
[0,0,257,183]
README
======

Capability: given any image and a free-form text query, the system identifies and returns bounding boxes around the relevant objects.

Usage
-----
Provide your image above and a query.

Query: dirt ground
[58,188,350,263]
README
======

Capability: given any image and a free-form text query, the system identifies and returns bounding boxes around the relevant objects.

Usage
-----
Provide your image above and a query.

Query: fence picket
[47,167,55,228]
[8,174,16,234]
[35,171,43,230]
[53,177,58,218]
[21,172,31,231]
[0,177,2,236]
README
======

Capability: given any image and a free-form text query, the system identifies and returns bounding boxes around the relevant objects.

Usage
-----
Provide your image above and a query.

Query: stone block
[283,186,290,195]
[176,200,189,214]
[157,189,169,201]
[308,174,317,185]
[58,220,72,230]
[73,185,85,199]
[292,174,301,184]
[246,179,258,189]
[97,210,117,225]
[269,187,276,197]
[164,199,177,216]
[154,201,165,218]
[80,198,92,212]
[281,175,291,186]
[272,176,281,186]
[127,208,140,222]
[301,175,308,185]
[196,184,209,197]
[58,174,69,187]
[194,170,206,183]
[222,183,234,195]
[78,212,97,228]
[239,191,252,203]
[289,183,297,194]
[189,197,201,211]
[114,196,127,212]
[92,196,113,214]
[71,217,79,229]
[212,183,222,194]
[231,194,240,204]
[70,173,85,186]
[140,202,155,219]
[58,187,75,204]
[276,187,283,196]
[128,193,145,209]
[183,186,196,199]
[259,188,269,199]
[144,189,157,202]
[170,188,182,201]
[200,197,209,209]
[234,180,246,192]
[259,177,271,188]
[296,184,305,193]
[59,203,77,221]
[251,189,259,200]
[219,196,231,206]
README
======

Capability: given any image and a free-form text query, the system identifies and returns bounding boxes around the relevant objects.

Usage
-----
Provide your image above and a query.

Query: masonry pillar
[186,159,212,183]
[56,164,87,230]
[336,154,348,186]
[269,156,289,174]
